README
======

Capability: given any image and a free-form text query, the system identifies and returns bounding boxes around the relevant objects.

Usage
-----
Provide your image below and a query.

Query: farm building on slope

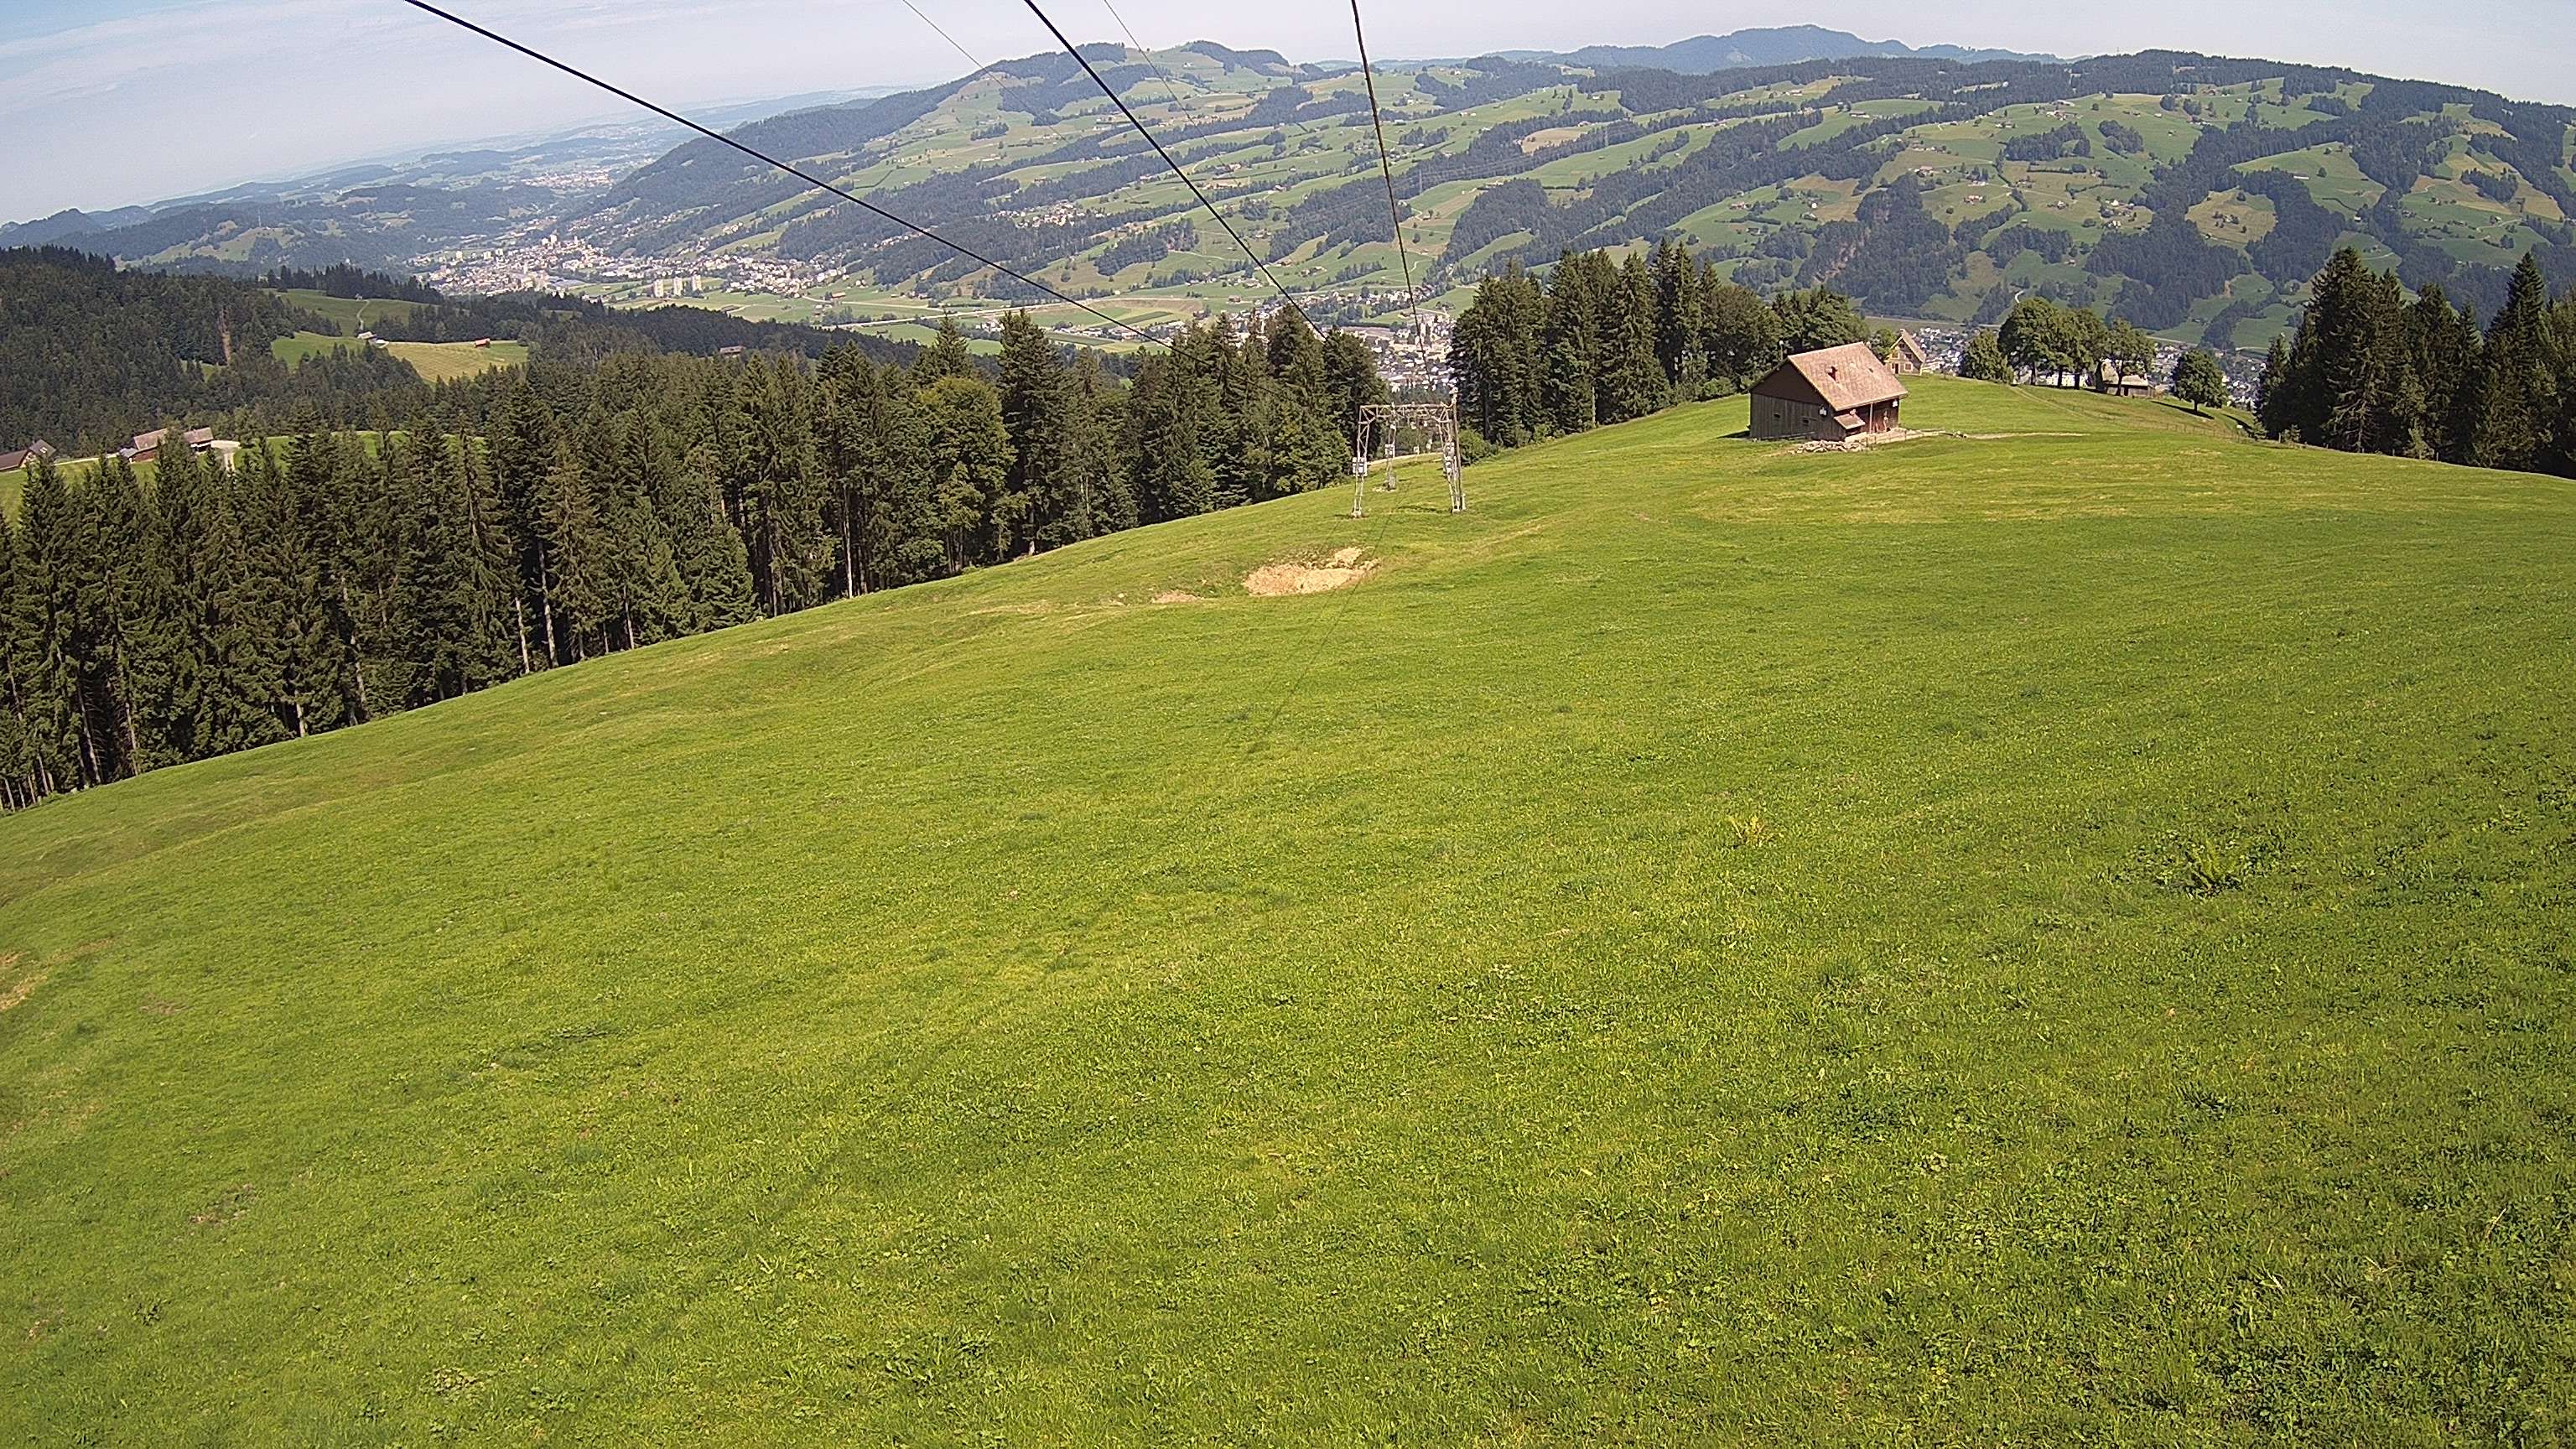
[1749,344,1909,442]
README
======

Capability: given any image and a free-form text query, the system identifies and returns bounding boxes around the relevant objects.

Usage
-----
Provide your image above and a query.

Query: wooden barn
[1748,344,1909,443]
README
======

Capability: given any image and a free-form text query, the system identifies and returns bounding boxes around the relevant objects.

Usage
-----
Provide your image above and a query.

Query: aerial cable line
[1015,0,1325,338]
[1346,0,1426,336]
[898,0,984,73]
[390,0,1164,347]
[1095,0,1328,149]
[1097,0,1193,115]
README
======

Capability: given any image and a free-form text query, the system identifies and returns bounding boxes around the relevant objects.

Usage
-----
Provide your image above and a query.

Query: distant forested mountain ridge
[558,43,2575,349]
[1510,27,2061,71]
[21,39,2576,355]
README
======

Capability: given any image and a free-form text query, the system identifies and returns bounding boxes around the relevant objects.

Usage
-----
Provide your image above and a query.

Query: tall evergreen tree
[1321,326,1394,446]
[1541,252,1608,435]
[16,456,112,785]
[1601,252,1670,424]
[1700,279,1784,393]
[919,373,1014,571]
[997,313,1074,554]
[90,454,191,771]
[2470,252,2558,472]
[914,316,978,385]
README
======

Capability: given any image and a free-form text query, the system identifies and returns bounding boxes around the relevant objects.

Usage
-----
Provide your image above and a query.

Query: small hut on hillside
[1749,344,1909,443]
[1891,329,1932,375]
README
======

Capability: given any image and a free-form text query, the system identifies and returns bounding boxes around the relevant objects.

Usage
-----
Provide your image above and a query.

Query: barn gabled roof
[1758,344,1909,412]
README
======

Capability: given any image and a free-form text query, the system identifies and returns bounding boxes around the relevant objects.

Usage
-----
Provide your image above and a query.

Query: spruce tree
[673,439,766,620]
[1541,253,1604,435]
[2257,336,2293,437]
[997,313,1072,553]
[386,426,468,703]
[2470,252,2555,473]
[816,347,879,597]
[536,441,611,661]
[1320,327,1393,445]
[1064,355,1132,538]
[91,454,192,771]
[1599,252,1670,424]
[486,376,560,666]
[16,456,110,786]
[918,373,1014,572]
[0,506,61,803]
[915,317,978,385]
[1650,238,1704,392]
[283,427,371,725]
[734,358,829,616]
[232,442,344,740]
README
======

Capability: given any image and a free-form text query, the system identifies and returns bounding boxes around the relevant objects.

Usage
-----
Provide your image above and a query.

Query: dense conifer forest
[0,304,1383,809]
[0,249,909,455]
[1448,237,2576,487]
[1446,241,1870,448]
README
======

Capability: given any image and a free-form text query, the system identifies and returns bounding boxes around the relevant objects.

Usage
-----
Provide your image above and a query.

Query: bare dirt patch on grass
[1244,548,1374,597]
[0,953,44,1013]
[1791,427,1943,454]
[1152,590,1210,605]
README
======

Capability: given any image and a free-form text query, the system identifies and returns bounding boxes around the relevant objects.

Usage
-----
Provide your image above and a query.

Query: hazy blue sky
[4,0,2570,221]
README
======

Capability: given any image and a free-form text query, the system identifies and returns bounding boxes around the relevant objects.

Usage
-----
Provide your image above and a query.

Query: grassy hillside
[269,330,529,382]
[383,339,530,382]
[5,380,2573,1442]
[560,49,2575,351]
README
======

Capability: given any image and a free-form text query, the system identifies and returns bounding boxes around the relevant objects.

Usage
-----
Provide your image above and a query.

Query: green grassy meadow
[271,331,528,382]
[4,380,2573,1442]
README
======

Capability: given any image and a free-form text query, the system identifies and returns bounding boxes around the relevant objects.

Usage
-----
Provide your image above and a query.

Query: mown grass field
[269,330,527,382]
[382,340,529,383]
[4,380,2573,1443]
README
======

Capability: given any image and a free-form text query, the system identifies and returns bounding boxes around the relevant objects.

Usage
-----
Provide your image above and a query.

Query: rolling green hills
[574,46,2576,351]
[4,380,2573,1442]
[29,44,2573,359]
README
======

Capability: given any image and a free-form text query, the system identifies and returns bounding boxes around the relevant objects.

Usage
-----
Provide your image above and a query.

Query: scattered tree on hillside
[1772,287,1869,356]
[1959,329,2014,383]
[2172,351,2229,413]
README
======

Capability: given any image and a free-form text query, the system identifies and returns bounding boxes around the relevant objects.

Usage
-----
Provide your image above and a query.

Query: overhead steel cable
[1015,0,1324,336]
[1346,0,1426,335]
[897,0,984,73]
[1098,0,1193,116]
[391,0,1164,347]
[1096,0,1329,150]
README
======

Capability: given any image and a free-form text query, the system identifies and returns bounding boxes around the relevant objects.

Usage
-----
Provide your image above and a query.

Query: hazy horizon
[5,0,2573,225]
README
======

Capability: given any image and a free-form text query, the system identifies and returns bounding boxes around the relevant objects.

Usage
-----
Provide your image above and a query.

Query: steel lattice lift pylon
[1349,398,1464,518]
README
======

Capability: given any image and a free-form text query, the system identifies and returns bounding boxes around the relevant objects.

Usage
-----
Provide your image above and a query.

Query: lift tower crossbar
[1349,400,1464,518]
